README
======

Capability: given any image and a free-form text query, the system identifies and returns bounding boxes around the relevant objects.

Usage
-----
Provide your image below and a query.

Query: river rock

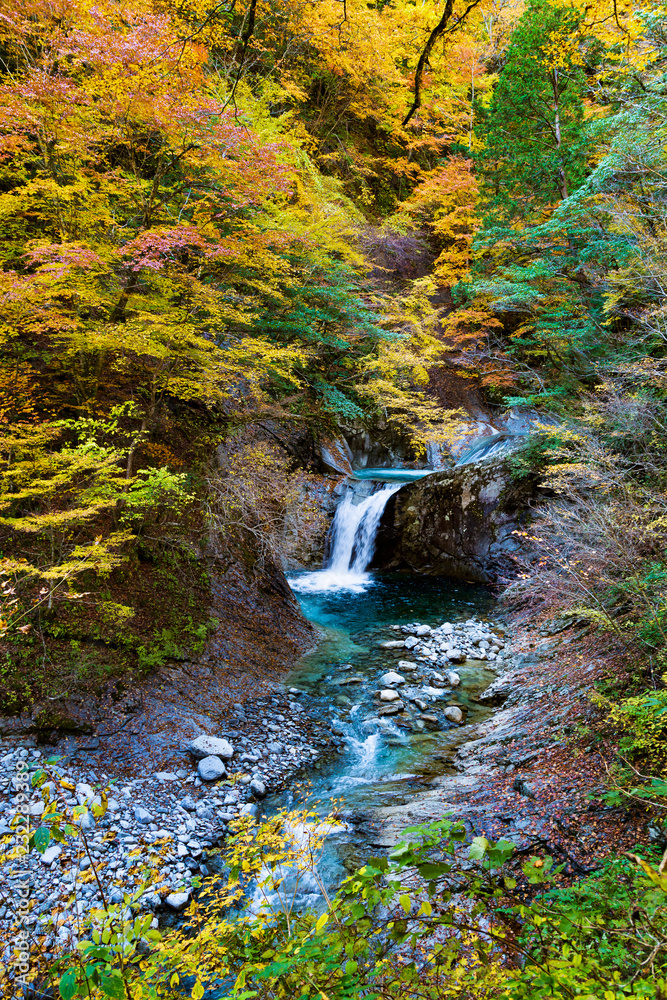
[444,706,463,724]
[380,671,405,687]
[77,809,95,832]
[398,660,417,671]
[380,640,405,649]
[445,670,461,687]
[446,649,466,664]
[189,735,234,761]
[414,625,432,636]
[378,703,403,716]
[40,845,62,866]
[404,636,419,650]
[197,756,227,781]
[166,891,191,911]
[250,778,267,799]
[379,689,400,702]
[240,802,259,819]
[134,806,154,824]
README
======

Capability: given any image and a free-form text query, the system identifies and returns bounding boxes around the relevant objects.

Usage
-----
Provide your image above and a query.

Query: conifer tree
[477,0,589,224]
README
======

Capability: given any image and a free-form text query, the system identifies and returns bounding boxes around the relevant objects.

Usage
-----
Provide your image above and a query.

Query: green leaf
[34,826,50,853]
[468,836,490,860]
[399,894,411,914]
[99,974,126,999]
[416,862,451,879]
[59,970,79,1000]
[344,960,358,976]
[31,769,47,788]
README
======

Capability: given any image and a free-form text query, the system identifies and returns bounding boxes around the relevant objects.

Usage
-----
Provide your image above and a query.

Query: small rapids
[276,466,504,904]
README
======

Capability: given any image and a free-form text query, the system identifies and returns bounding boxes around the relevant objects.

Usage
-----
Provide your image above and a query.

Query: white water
[289,483,401,594]
[455,432,524,466]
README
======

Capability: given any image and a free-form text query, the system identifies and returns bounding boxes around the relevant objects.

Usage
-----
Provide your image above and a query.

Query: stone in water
[379,689,400,702]
[380,671,405,687]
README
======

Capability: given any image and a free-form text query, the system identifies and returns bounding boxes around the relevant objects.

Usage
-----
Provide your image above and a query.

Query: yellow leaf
[315,913,329,932]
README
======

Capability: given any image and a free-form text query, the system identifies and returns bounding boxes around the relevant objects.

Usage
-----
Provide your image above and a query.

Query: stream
[270,470,505,892]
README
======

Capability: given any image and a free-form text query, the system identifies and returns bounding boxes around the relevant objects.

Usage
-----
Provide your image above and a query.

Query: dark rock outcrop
[372,460,534,583]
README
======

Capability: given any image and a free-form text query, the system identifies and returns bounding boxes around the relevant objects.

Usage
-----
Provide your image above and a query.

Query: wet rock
[197,756,227,781]
[250,778,267,799]
[379,689,400,702]
[378,703,403,716]
[477,676,512,706]
[380,640,405,649]
[446,649,466,664]
[189,735,234,761]
[444,706,463,724]
[398,660,417,672]
[380,671,405,687]
[404,636,419,650]
[445,670,461,687]
[419,715,439,728]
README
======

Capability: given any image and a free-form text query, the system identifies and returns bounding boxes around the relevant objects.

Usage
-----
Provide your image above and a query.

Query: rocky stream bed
[0,577,647,974]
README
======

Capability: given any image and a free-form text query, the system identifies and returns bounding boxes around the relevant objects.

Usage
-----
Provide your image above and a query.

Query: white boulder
[380,671,405,687]
[189,735,234,760]
[166,891,191,911]
[379,689,400,702]
[446,649,466,664]
[197,756,227,781]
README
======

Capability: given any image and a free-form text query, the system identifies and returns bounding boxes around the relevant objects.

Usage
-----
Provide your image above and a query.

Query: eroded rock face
[372,460,534,583]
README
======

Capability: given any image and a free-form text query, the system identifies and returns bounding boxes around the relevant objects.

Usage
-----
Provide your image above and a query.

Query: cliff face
[372,461,535,584]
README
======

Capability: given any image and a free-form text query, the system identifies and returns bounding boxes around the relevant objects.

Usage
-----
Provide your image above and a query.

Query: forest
[2,0,667,996]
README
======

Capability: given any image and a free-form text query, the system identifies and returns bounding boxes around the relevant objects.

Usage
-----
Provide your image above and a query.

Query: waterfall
[289,483,401,593]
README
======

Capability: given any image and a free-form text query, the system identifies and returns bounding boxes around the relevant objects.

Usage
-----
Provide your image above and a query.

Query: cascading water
[455,432,525,466]
[289,482,402,594]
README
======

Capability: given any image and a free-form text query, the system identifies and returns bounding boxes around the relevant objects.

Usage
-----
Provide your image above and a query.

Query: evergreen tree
[477,0,589,224]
